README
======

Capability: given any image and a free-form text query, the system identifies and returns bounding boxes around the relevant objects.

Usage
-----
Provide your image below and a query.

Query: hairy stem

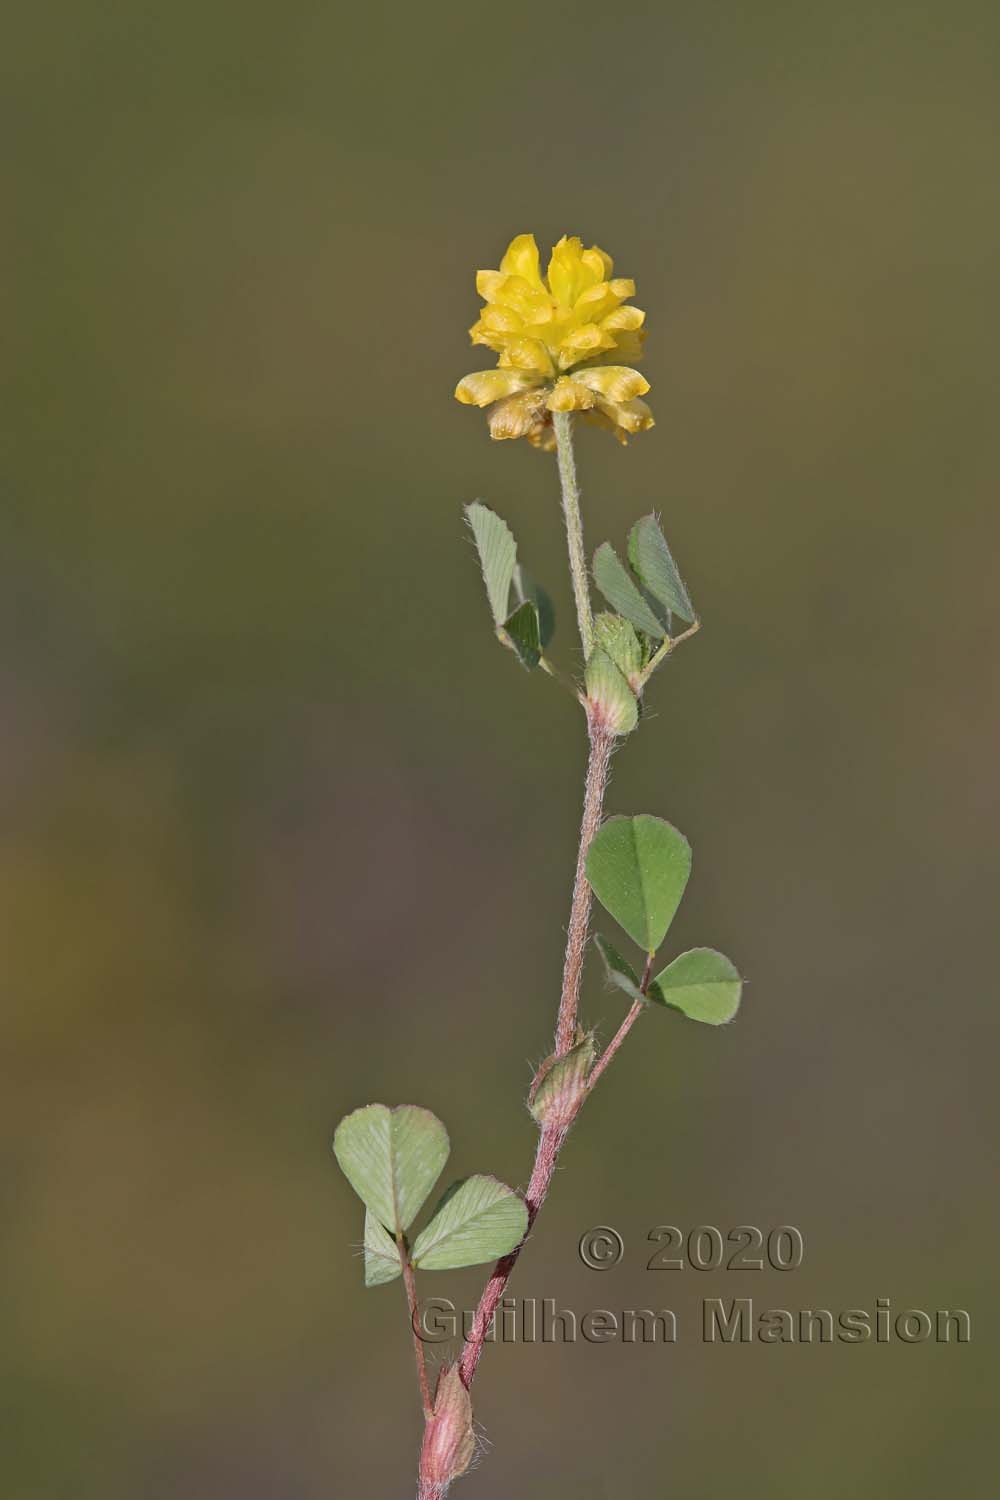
[458,714,617,1388]
[437,419,640,1461]
[555,720,613,1056]
[399,1234,432,1419]
[553,411,594,659]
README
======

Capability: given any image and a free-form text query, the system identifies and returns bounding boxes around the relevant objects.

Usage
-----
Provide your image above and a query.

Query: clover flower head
[455,233,654,449]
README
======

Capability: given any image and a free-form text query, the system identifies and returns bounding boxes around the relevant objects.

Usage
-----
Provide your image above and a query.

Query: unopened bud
[584,647,638,735]
[419,1364,475,1492]
[528,1032,596,1127]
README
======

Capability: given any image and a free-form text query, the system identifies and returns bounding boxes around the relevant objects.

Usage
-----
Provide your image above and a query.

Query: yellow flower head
[455,233,654,450]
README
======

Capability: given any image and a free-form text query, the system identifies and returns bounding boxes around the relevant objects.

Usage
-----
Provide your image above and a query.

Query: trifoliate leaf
[333,1104,449,1234]
[363,1209,402,1287]
[586,815,692,955]
[466,502,516,627]
[649,947,742,1024]
[411,1175,528,1270]
[593,543,667,639]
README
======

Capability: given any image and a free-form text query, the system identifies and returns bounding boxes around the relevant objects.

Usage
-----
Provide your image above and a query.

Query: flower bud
[528,1032,596,1127]
[419,1364,475,1493]
[584,647,638,735]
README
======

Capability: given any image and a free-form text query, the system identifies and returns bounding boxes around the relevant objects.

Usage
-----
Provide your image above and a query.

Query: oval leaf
[586,815,692,955]
[592,543,667,639]
[466,502,516,627]
[411,1175,528,1271]
[628,514,695,623]
[333,1103,449,1233]
[649,947,742,1024]
[363,1209,402,1287]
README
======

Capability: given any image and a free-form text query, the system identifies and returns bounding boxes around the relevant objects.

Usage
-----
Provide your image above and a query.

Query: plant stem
[553,411,594,659]
[458,714,617,1389]
[398,1234,433,1419]
[555,719,613,1056]
[586,998,645,1094]
[445,421,639,1431]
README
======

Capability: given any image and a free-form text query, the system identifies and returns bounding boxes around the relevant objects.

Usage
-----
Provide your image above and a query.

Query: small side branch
[639,618,701,686]
[398,1234,432,1419]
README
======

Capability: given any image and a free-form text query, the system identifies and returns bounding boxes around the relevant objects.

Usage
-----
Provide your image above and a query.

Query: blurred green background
[4,2,998,1495]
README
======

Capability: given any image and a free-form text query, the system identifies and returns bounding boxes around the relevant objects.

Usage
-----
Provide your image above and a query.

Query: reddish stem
[399,1234,433,1418]
[584,998,643,1093]
[457,719,629,1387]
[458,1116,566,1386]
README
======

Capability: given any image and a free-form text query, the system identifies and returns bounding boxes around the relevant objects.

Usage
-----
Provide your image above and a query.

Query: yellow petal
[455,369,541,407]
[557,322,616,369]
[499,234,542,287]
[609,277,634,299]
[572,366,650,402]
[497,337,555,376]
[584,408,630,444]
[581,246,611,281]
[598,395,655,433]
[546,235,602,306]
[479,303,523,333]
[476,269,505,300]
[573,281,617,322]
[591,245,614,278]
[547,378,597,412]
[488,389,548,440]
[601,305,645,333]
[528,425,558,452]
[589,327,646,365]
[469,319,514,352]
[522,298,557,329]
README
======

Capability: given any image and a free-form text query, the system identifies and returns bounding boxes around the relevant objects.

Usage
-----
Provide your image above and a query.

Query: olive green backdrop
[4,2,998,1496]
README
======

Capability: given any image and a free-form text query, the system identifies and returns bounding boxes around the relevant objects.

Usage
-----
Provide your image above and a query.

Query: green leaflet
[592,543,667,639]
[466,502,516,627]
[511,564,555,647]
[628,514,695,623]
[363,1209,402,1287]
[649,947,742,1024]
[411,1174,528,1270]
[333,1103,449,1234]
[586,814,692,955]
[466,505,555,669]
[502,599,542,670]
[593,933,646,1003]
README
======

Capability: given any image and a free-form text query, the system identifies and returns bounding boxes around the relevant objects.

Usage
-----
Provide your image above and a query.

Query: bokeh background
[4,3,998,1496]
